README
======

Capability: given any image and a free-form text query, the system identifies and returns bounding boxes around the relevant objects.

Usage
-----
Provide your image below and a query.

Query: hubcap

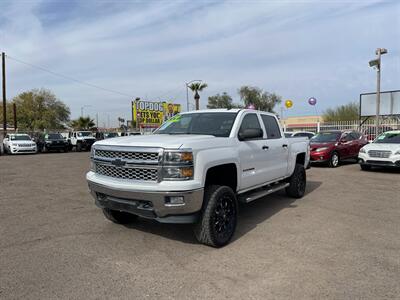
[213,194,236,241]
[332,154,339,166]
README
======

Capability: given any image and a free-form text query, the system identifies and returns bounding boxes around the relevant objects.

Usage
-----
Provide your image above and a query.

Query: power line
[6,54,135,98]
[3,52,187,103]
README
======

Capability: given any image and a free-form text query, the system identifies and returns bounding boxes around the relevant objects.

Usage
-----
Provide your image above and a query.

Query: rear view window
[261,115,281,139]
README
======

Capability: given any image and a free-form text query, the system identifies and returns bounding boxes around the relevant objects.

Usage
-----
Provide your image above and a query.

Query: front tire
[194,185,237,247]
[76,143,82,152]
[329,151,340,168]
[102,208,137,224]
[286,163,306,198]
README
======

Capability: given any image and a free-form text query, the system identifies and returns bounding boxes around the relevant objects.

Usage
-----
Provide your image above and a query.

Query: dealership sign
[132,100,181,128]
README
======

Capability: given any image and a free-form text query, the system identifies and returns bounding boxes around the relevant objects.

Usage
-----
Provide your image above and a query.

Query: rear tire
[360,164,371,171]
[328,151,340,168]
[194,185,237,247]
[286,163,306,198]
[102,208,137,224]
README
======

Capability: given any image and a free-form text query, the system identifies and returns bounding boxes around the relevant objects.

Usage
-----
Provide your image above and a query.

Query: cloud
[0,0,399,125]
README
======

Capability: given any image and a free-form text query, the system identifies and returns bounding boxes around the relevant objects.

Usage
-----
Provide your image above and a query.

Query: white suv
[2,133,37,154]
[358,130,400,170]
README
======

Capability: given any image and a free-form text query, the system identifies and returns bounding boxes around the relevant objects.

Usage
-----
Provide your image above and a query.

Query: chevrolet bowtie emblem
[111,159,126,167]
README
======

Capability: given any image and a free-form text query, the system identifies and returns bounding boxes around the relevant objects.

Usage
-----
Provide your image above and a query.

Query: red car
[310,130,368,167]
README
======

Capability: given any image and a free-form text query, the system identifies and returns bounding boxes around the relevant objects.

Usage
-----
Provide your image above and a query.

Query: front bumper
[358,153,400,168]
[10,146,37,154]
[310,151,330,163]
[88,180,204,223]
[46,142,69,150]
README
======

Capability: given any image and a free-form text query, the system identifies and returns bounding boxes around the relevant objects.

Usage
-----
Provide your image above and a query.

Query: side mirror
[238,128,263,141]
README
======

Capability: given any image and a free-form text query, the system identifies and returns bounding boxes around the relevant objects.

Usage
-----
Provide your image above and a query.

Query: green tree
[238,86,282,113]
[0,88,70,130]
[188,82,208,110]
[207,92,241,109]
[70,116,96,130]
[323,102,359,121]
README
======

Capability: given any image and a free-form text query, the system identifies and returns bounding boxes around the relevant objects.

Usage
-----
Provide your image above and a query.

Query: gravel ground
[0,152,399,299]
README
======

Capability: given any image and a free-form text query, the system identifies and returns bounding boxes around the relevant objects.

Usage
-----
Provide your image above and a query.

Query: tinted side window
[261,115,282,139]
[351,131,361,139]
[239,114,262,134]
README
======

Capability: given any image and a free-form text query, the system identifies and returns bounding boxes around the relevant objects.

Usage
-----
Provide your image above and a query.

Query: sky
[1,0,399,127]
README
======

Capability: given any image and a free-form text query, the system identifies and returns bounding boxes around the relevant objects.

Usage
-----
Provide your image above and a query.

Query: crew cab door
[237,112,270,190]
[260,114,289,179]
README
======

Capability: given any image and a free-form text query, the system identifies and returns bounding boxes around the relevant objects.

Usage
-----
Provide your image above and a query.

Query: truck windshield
[78,132,93,137]
[374,132,400,144]
[155,113,237,137]
[311,132,341,142]
[47,133,63,139]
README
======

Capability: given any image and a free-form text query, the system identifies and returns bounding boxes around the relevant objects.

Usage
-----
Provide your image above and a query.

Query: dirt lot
[0,152,399,299]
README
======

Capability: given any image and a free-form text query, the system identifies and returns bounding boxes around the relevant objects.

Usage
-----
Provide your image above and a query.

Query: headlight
[164,150,193,164]
[90,147,95,158]
[162,150,194,180]
[90,161,96,172]
[315,147,329,152]
[163,166,193,180]
[359,147,366,153]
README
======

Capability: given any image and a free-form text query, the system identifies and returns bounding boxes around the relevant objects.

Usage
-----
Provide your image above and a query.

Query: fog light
[165,196,185,206]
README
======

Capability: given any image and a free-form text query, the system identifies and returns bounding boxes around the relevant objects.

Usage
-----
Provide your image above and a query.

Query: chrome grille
[368,150,391,158]
[95,149,159,162]
[95,164,158,181]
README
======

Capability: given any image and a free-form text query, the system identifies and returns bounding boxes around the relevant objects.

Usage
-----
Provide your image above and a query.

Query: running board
[238,182,289,203]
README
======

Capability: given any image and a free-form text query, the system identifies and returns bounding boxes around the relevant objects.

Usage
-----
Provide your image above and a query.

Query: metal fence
[282,118,400,141]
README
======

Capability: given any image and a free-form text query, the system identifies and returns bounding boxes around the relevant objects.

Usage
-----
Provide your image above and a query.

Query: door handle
[262,145,269,150]
[282,144,288,148]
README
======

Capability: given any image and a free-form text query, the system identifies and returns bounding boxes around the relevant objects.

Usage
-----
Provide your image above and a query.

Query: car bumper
[10,147,37,154]
[45,143,69,149]
[310,151,330,163]
[87,177,204,223]
[358,153,400,168]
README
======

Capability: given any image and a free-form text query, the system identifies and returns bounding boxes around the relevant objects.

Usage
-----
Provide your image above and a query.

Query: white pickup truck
[87,109,310,247]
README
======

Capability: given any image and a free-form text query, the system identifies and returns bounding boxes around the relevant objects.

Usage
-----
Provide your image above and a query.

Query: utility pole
[2,52,6,135]
[369,48,388,137]
[96,113,99,128]
[375,49,382,136]
[186,83,189,112]
[13,103,17,131]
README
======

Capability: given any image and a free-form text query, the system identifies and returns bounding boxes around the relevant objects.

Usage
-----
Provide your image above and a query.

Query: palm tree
[70,116,96,130]
[188,82,208,110]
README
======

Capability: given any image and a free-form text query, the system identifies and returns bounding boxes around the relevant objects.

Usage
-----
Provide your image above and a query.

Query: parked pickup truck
[86,109,310,247]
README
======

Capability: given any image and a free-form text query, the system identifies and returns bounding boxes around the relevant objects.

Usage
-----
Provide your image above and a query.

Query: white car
[284,131,315,139]
[87,109,310,247]
[358,130,400,170]
[2,133,37,154]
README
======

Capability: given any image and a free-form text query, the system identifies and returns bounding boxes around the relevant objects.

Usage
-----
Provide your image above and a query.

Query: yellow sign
[132,101,181,128]
[163,102,181,121]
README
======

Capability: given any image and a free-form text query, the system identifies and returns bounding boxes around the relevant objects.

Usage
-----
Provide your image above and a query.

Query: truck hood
[94,134,221,149]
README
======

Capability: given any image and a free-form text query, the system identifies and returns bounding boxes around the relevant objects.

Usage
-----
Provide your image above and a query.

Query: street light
[369,48,388,137]
[185,80,202,111]
[81,105,91,117]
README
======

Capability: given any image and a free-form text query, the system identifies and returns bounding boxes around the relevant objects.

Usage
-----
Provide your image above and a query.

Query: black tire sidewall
[197,185,238,247]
